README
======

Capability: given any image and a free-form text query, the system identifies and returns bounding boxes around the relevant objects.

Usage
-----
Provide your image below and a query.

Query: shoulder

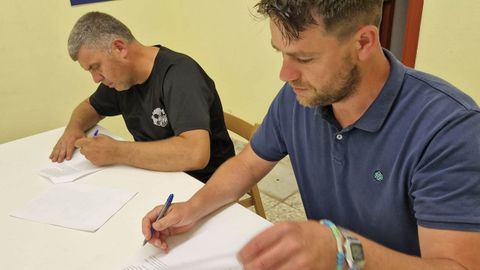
[158,46,201,71]
[151,46,213,91]
[403,68,479,113]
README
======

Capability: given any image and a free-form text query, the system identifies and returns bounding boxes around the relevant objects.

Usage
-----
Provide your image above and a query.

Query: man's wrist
[340,228,365,270]
[319,220,366,270]
[320,219,345,270]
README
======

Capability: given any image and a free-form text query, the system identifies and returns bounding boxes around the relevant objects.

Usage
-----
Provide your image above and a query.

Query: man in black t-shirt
[50,12,234,182]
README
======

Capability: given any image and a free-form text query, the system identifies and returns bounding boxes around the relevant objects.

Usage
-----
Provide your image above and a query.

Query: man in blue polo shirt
[142,0,480,269]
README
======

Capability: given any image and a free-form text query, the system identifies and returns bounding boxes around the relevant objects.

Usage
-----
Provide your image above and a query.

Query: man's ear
[111,39,128,58]
[355,25,378,61]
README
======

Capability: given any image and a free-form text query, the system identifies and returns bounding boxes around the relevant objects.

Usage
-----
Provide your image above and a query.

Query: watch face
[351,243,365,260]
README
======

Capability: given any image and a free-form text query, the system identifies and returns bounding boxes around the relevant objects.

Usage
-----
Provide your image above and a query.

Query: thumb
[74,138,88,148]
[152,210,180,233]
[153,209,196,237]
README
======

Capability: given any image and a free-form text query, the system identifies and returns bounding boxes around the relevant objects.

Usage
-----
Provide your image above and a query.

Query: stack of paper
[38,125,124,183]
[39,151,103,183]
[119,204,272,270]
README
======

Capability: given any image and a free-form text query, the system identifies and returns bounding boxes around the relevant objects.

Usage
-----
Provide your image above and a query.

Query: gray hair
[67,11,135,61]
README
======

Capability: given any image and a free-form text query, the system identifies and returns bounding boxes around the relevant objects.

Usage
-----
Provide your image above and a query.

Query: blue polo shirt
[251,50,480,255]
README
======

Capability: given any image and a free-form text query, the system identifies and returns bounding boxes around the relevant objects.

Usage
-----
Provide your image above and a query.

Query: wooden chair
[223,112,266,218]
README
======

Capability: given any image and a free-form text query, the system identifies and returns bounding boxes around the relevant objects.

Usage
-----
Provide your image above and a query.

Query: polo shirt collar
[351,49,406,132]
[316,50,406,132]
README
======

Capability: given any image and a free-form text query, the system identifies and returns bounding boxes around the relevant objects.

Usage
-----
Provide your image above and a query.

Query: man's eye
[297,58,313,63]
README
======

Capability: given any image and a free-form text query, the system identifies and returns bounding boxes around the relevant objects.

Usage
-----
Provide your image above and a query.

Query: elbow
[178,131,211,171]
[185,149,210,171]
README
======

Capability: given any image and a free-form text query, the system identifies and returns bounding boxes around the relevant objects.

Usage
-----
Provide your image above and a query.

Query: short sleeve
[250,85,289,162]
[162,59,213,135]
[89,84,121,116]
[412,110,480,231]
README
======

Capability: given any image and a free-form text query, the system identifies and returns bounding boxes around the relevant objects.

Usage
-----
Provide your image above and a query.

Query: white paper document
[10,182,137,232]
[38,126,122,183]
[39,150,103,183]
[119,204,272,270]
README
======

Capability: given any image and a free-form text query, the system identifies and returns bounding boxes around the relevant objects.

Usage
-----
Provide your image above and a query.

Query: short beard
[297,62,360,108]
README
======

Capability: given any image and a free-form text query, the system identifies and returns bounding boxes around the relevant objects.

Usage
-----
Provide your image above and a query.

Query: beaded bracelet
[320,219,345,270]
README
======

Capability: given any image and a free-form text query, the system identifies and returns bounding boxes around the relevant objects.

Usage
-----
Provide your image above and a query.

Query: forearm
[113,130,210,172]
[66,99,103,132]
[140,147,275,250]
[355,233,468,270]
[187,145,276,221]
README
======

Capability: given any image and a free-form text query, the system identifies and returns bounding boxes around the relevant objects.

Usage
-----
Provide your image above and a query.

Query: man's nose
[91,71,104,84]
[279,57,300,82]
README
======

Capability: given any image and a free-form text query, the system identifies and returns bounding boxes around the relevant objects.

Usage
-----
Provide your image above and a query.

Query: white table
[0,127,268,269]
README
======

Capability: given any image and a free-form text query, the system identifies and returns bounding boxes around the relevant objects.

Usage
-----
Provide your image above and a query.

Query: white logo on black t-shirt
[151,107,168,127]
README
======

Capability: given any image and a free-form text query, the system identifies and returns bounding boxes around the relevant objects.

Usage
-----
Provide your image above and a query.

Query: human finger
[142,205,181,250]
[49,146,60,162]
[142,205,163,239]
[238,223,288,263]
[242,233,299,270]
[49,139,66,162]
[53,141,69,163]
[151,207,182,233]
[74,138,88,148]
[147,230,171,251]
[65,143,76,160]
[151,205,198,249]
[57,146,67,162]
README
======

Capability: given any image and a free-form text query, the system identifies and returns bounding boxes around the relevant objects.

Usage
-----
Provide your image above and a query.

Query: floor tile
[283,192,306,212]
[231,137,299,201]
[259,192,281,211]
[257,158,298,201]
[231,137,307,224]
[232,137,248,154]
[265,202,307,224]
[241,191,279,216]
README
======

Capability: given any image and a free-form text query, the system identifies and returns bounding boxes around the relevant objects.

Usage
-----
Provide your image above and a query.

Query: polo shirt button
[336,134,343,140]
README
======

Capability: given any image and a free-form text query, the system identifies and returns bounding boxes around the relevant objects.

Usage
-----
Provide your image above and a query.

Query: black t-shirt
[89,45,234,182]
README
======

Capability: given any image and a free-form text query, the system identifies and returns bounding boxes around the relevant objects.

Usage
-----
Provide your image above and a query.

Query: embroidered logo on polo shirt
[373,170,384,182]
[151,107,168,127]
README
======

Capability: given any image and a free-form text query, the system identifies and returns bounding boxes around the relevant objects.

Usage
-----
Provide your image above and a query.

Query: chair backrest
[223,112,259,141]
[223,112,266,218]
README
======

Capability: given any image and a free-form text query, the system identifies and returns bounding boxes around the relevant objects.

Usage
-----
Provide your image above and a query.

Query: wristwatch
[341,229,365,270]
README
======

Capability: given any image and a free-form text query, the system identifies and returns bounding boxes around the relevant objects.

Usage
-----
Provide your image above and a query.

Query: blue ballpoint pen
[93,129,99,137]
[143,193,174,246]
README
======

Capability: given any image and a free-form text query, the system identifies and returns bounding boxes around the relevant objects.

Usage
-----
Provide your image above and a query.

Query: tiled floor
[232,138,307,223]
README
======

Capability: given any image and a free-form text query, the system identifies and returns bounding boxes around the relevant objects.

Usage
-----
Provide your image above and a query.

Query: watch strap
[340,229,365,270]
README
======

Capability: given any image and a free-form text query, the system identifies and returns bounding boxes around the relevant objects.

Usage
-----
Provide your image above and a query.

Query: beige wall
[0,0,282,143]
[3,1,479,144]
[415,0,480,102]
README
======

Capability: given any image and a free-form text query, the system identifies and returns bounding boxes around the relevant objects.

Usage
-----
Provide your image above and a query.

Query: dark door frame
[380,0,424,68]
[380,0,396,50]
[402,0,424,68]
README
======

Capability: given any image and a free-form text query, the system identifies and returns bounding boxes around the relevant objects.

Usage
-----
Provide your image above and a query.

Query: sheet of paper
[118,204,272,270]
[39,150,103,183]
[38,126,123,183]
[9,182,137,232]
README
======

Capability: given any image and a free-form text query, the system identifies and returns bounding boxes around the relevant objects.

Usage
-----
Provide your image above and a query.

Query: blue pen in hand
[143,193,174,246]
[93,129,99,137]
